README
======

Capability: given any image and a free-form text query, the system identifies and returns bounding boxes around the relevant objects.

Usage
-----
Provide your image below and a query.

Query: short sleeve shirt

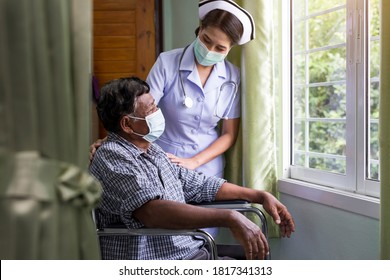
[89,133,226,260]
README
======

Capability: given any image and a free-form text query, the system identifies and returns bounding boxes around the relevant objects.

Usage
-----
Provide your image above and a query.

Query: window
[290,0,380,197]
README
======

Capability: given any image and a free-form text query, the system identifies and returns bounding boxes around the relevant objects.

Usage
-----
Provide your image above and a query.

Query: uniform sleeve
[225,65,241,119]
[146,54,166,104]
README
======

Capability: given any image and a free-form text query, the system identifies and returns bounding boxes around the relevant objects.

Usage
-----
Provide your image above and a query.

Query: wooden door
[93,0,156,138]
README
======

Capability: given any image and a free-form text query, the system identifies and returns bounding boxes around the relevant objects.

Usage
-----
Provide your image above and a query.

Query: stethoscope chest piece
[183,96,194,108]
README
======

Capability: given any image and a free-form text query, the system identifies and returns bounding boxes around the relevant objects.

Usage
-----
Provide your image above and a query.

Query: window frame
[286,0,380,199]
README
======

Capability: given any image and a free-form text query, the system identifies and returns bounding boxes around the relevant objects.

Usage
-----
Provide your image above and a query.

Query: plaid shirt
[90,133,225,260]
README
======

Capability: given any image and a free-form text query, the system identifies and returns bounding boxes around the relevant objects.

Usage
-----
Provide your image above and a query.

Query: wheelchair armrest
[190,199,250,206]
[190,199,271,260]
[95,223,218,259]
[190,200,269,240]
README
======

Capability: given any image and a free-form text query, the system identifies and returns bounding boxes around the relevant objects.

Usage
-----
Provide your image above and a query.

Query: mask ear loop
[179,45,193,108]
[127,114,147,137]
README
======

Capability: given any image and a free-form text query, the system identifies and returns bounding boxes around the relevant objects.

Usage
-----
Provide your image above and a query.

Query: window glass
[308,9,346,49]
[291,0,380,195]
[309,84,346,118]
[308,0,345,14]
[292,1,347,175]
[368,0,380,180]
[308,48,346,83]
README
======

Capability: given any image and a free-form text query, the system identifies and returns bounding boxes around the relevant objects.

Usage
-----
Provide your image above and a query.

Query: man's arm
[215,182,296,238]
[133,199,269,260]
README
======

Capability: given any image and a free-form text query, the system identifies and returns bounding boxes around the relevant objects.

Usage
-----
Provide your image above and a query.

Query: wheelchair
[94,200,270,260]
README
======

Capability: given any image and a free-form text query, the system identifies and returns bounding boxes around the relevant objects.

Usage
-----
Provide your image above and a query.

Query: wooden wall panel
[94,0,136,11]
[94,49,136,61]
[93,11,135,24]
[93,0,156,138]
[93,36,136,49]
[94,24,136,36]
[135,0,156,79]
[97,73,137,87]
[94,61,136,73]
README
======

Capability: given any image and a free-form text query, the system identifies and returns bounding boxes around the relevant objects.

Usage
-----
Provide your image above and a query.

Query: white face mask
[128,108,165,142]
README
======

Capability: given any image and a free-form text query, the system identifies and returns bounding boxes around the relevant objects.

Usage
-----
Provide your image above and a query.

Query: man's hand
[228,211,269,260]
[89,137,106,164]
[260,192,295,238]
[134,199,270,260]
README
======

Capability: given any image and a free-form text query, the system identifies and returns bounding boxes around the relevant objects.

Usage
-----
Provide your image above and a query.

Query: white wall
[270,193,380,259]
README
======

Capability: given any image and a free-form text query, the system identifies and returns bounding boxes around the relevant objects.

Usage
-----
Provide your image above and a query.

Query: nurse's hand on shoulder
[166,153,200,170]
[89,137,107,164]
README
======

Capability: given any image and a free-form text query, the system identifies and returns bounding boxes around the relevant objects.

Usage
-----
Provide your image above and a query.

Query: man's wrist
[256,190,267,204]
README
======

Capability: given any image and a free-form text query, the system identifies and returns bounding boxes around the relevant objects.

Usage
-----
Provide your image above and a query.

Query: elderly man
[89,77,295,260]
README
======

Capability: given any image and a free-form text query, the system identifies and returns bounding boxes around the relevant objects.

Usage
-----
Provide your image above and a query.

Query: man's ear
[120,115,133,134]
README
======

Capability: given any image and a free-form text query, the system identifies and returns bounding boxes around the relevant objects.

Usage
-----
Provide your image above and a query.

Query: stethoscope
[179,45,238,120]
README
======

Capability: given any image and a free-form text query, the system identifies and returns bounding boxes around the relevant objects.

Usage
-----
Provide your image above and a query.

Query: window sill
[278,178,380,220]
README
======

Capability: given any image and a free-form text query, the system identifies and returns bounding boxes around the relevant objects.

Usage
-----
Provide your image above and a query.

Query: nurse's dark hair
[195,9,243,45]
[96,77,150,133]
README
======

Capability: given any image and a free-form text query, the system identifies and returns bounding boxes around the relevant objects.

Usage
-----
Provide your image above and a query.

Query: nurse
[90,0,255,179]
[147,0,255,178]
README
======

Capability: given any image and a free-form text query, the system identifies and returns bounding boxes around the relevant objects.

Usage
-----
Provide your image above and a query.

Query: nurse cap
[199,0,255,45]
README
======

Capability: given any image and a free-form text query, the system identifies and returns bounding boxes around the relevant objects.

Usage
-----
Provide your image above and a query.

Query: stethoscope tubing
[178,45,238,119]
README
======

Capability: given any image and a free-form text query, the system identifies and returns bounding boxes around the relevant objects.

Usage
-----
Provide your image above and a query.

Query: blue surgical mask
[193,36,227,66]
[128,108,165,142]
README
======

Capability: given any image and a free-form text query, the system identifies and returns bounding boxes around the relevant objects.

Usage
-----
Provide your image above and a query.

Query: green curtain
[225,0,279,237]
[380,0,390,260]
[0,0,101,259]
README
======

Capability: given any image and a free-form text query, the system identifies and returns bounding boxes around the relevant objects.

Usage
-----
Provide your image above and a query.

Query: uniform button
[197,97,204,102]
[191,129,197,134]
[194,115,200,121]
[192,144,198,150]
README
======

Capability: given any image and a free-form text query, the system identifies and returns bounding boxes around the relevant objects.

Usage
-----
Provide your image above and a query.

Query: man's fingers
[260,232,269,257]
[255,235,265,260]
[269,207,281,224]
[243,231,269,260]
[278,218,295,238]
[245,242,253,260]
